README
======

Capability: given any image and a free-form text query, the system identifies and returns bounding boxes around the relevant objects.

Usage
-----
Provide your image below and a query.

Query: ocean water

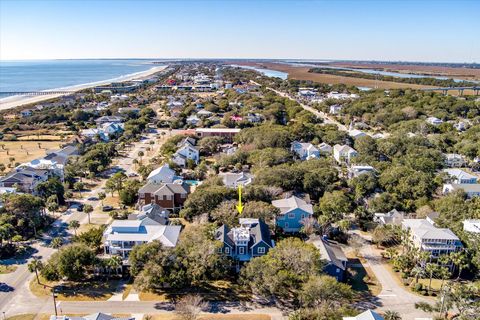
[230,64,288,80]
[0,59,160,95]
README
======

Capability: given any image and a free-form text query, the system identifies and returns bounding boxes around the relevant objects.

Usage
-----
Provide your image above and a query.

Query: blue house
[215,218,274,262]
[272,196,314,232]
[311,237,348,282]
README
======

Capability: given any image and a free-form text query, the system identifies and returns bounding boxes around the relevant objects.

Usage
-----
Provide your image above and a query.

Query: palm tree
[138,151,144,164]
[50,237,63,249]
[84,204,93,224]
[383,310,402,320]
[105,255,122,277]
[69,220,80,236]
[98,192,106,206]
[449,251,467,280]
[425,263,438,292]
[411,266,425,284]
[28,258,44,284]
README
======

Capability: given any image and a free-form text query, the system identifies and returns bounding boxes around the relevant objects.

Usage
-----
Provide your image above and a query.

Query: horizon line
[0,58,478,65]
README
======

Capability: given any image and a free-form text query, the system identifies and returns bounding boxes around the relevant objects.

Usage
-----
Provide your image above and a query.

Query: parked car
[102,205,113,212]
[77,204,84,212]
[87,196,99,201]
[128,172,138,177]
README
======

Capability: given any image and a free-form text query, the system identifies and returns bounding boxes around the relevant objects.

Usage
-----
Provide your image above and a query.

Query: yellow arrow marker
[236,184,244,214]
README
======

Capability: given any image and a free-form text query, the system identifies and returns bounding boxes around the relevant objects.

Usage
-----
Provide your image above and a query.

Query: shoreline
[0,65,168,111]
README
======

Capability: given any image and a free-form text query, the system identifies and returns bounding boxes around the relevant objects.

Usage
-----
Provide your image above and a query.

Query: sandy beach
[0,65,168,111]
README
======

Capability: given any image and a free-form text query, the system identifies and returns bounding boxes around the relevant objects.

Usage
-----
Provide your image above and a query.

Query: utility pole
[52,285,58,317]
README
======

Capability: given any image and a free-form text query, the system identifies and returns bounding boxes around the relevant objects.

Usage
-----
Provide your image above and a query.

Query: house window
[181,193,186,198]
[258,247,265,254]
[288,212,295,219]
[285,222,289,229]
[217,248,222,254]
[239,247,245,255]
[225,247,230,254]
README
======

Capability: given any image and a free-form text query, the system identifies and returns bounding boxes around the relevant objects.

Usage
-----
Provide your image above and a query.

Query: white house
[374,209,404,225]
[443,169,478,184]
[103,218,181,260]
[463,219,480,233]
[291,141,320,160]
[110,94,129,102]
[317,142,332,155]
[402,219,463,259]
[147,164,178,184]
[444,153,466,168]
[333,144,358,164]
[186,115,201,126]
[329,104,342,115]
[348,129,367,139]
[343,310,384,320]
[219,172,253,188]
[426,116,443,126]
[197,109,213,117]
[327,92,359,100]
[348,165,375,179]
[443,183,480,198]
[172,140,200,167]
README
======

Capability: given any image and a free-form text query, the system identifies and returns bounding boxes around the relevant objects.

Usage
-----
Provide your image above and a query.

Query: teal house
[272,196,314,232]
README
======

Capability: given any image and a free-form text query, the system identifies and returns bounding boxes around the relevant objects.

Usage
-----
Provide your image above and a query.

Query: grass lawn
[17,134,68,141]
[6,314,36,320]
[348,258,382,296]
[34,314,131,320]
[30,276,123,301]
[139,280,251,302]
[148,315,270,320]
[199,316,270,320]
[416,278,444,291]
[0,264,17,274]
[0,141,63,168]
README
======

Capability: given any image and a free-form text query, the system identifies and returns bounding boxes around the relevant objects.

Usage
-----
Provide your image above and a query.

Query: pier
[0,91,75,97]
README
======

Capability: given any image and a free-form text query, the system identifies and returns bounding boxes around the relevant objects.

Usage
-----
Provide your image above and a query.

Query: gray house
[215,218,274,262]
[311,236,348,282]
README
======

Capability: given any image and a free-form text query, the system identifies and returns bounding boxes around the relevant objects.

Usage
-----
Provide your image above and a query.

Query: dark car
[87,196,99,201]
[77,204,84,212]
[0,283,14,292]
[102,205,113,212]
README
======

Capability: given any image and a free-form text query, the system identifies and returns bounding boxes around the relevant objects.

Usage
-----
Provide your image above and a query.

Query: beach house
[172,138,200,167]
[291,141,320,160]
[215,218,274,262]
[444,153,466,168]
[463,219,480,233]
[219,172,253,188]
[401,218,463,260]
[348,165,375,179]
[426,116,443,126]
[443,183,480,198]
[146,164,178,184]
[272,195,314,233]
[103,218,181,260]
[333,144,358,164]
[138,181,190,210]
[311,237,348,282]
[443,169,477,184]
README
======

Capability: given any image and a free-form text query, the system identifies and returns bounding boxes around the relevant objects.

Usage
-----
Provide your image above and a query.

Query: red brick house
[138,182,190,210]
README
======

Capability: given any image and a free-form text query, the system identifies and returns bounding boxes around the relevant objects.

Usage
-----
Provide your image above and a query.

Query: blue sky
[0,0,478,62]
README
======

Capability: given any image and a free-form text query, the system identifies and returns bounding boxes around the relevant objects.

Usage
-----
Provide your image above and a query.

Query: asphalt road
[0,129,168,318]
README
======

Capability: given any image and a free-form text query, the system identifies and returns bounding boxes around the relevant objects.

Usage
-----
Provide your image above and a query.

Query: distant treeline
[308,68,478,87]
[328,61,480,69]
